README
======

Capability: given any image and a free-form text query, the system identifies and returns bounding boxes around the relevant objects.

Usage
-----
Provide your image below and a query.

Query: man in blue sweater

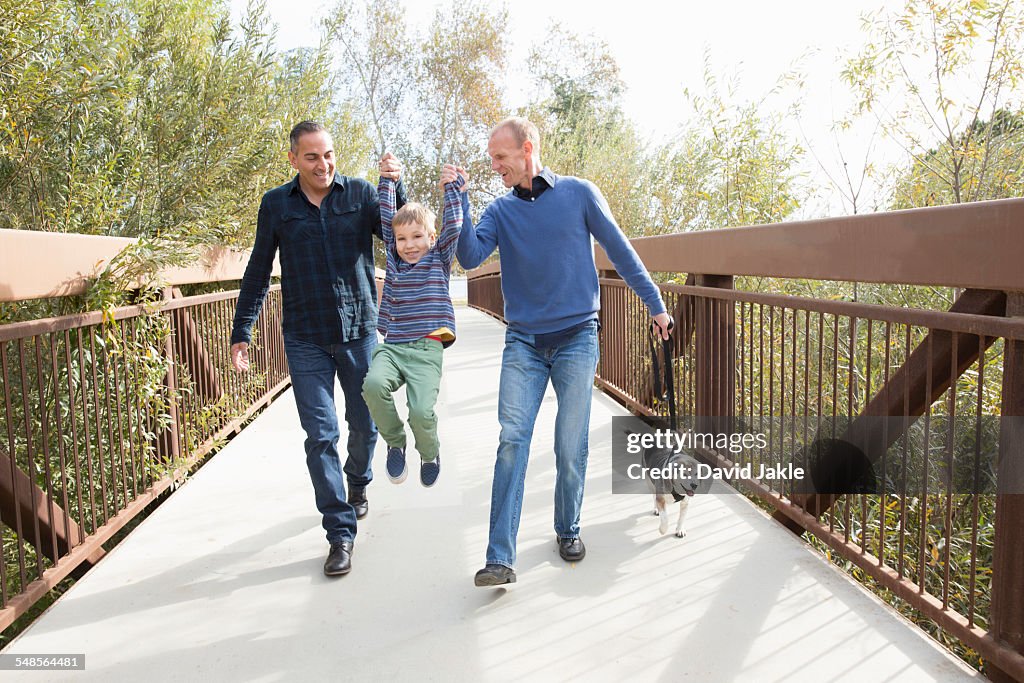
[457,117,672,586]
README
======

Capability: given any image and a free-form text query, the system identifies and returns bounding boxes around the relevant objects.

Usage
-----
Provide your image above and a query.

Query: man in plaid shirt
[231,121,406,577]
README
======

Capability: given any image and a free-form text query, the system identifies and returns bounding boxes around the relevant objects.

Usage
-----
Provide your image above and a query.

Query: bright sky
[229,0,901,214]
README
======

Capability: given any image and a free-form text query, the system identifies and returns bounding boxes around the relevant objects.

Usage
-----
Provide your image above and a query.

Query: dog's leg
[675,498,689,538]
[657,495,669,534]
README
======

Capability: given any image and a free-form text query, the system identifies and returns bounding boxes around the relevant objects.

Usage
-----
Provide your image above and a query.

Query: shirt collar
[512,167,556,201]
[287,172,346,197]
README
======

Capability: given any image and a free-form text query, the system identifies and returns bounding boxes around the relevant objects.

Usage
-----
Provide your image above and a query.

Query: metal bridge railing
[0,283,287,633]
[467,197,1024,681]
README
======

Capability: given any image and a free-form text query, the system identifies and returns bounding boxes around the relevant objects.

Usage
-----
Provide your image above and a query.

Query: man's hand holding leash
[652,312,673,340]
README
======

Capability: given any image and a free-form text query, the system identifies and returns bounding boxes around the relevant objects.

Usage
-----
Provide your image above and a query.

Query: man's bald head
[490,117,541,158]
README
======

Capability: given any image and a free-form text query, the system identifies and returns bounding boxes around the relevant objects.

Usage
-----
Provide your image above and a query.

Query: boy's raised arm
[437,164,467,268]
[377,175,397,248]
[372,152,406,241]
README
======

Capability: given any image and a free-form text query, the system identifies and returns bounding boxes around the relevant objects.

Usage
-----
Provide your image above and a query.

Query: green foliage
[522,28,651,238]
[842,0,1024,206]
[409,2,507,206]
[649,58,805,234]
[324,0,411,157]
[0,0,371,253]
[326,0,509,269]
[890,108,1024,206]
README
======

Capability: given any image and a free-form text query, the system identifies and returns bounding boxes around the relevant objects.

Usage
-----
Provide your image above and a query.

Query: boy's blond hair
[393,202,437,237]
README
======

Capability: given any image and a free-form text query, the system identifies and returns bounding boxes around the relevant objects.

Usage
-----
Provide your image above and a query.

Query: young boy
[362,162,470,487]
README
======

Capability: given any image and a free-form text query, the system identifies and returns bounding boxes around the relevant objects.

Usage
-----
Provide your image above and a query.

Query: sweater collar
[512,167,556,201]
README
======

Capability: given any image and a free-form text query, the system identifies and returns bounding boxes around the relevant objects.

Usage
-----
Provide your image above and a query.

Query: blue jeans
[486,320,600,568]
[284,333,378,544]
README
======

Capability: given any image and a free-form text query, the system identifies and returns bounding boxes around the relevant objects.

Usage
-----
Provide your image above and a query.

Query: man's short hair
[393,202,437,237]
[492,116,541,154]
[289,121,328,152]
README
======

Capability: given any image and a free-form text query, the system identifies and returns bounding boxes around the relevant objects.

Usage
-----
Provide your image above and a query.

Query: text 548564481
[0,654,85,670]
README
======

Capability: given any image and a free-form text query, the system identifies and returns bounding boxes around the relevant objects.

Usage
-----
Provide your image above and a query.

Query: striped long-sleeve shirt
[377,176,469,346]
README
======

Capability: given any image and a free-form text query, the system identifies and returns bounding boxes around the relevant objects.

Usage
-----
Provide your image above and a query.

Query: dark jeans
[284,333,378,544]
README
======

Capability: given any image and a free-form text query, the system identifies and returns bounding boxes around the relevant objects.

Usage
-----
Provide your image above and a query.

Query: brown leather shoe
[324,541,353,576]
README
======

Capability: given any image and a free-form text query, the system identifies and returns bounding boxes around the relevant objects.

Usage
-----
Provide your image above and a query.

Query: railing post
[467,271,505,322]
[989,291,1024,683]
[154,287,181,463]
[778,289,1008,532]
[170,287,223,404]
[595,269,636,409]
[694,274,735,437]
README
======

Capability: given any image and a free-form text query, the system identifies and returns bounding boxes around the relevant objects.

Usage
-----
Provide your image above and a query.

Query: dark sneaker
[474,564,516,587]
[324,541,352,576]
[348,485,368,520]
[557,536,586,562]
[386,445,407,484]
[420,455,440,487]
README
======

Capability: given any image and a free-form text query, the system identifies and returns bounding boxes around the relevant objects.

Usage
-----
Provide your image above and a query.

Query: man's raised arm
[456,203,498,270]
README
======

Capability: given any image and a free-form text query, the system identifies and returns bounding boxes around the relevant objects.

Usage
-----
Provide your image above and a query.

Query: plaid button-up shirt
[231,173,407,347]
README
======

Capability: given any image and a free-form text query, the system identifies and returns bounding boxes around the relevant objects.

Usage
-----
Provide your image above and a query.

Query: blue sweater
[456,172,666,334]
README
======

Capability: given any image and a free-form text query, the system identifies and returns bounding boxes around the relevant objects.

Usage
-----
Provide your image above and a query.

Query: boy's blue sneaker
[420,455,440,487]
[386,446,407,484]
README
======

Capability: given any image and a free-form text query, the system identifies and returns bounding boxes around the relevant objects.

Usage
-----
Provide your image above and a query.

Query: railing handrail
[0,229,281,302]
[466,197,1024,291]
[0,229,394,304]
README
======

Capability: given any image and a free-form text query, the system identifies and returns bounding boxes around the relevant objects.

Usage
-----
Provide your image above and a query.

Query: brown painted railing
[467,198,1024,682]
[0,229,393,634]
[0,286,288,632]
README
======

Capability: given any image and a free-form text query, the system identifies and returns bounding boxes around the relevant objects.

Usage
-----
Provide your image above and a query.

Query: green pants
[361,338,443,461]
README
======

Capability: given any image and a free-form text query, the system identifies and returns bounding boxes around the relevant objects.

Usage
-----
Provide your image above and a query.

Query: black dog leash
[647,320,677,431]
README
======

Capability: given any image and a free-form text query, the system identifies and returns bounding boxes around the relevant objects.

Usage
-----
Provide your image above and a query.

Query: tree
[0,0,370,253]
[648,56,805,235]
[408,1,507,206]
[323,0,411,158]
[523,28,651,238]
[842,0,1024,206]
[890,107,1024,206]
[0,0,127,235]
[322,0,507,268]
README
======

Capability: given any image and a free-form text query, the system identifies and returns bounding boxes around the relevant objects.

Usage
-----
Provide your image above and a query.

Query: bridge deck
[3,307,981,681]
